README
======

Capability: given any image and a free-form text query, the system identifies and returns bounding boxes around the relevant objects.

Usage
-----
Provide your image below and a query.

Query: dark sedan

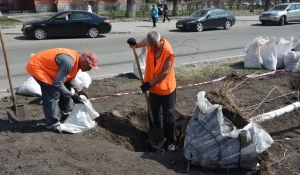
[21,10,112,40]
[176,8,235,32]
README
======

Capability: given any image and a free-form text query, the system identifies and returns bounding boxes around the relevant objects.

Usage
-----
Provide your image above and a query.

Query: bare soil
[0,65,300,175]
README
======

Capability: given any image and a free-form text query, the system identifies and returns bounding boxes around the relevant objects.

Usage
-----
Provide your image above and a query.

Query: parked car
[176,8,235,32]
[259,3,300,26]
[21,10,112,40]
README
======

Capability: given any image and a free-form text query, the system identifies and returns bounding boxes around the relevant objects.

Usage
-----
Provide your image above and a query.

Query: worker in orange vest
[26,48,100,132]
[127,31,177,151]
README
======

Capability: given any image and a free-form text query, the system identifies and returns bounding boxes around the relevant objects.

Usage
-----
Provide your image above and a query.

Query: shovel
[132,46,165,149]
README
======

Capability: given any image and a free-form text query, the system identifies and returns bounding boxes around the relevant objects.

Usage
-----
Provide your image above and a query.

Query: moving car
[21,10,112,40]
[176,8,235,32]
[259,3,300,26]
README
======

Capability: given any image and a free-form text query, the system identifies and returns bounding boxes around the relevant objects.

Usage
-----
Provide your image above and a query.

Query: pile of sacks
[244,36,300,71]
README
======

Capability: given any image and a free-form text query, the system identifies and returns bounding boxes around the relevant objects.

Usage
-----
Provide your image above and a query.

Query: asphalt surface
[0,13,266,98]
[2,13,260,35]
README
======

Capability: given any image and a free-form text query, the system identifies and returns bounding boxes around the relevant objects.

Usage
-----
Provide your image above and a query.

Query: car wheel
[196,22,204,32]
[278,16,285,26]
[88,27,99,38]
[261,22,266,25]
[223,20,231,30]
[34,28,47,40]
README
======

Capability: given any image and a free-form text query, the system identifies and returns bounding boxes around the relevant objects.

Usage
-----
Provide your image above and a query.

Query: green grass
[0,16,23,26]
[175,59,270,83]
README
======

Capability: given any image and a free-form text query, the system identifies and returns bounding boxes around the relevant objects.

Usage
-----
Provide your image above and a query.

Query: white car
[259,3,300,26]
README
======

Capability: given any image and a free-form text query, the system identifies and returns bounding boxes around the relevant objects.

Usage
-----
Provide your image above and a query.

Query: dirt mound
[0,71,300,174]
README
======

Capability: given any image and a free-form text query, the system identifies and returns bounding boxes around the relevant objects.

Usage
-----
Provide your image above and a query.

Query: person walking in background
[162,1,170,23]
[151,4,159,27]
[26,48,100,132]
[157,1,163,19]
[127,31,177,151]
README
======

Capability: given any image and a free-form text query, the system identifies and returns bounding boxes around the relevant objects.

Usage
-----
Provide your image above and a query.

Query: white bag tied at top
[184,91,273,169]
[244,37,264,69]
[261,37,277,71]
[294,37,300,52]
[17,76,42,96]
[58,95,99,133]
[277,37,294,68]
[284,51,300,72]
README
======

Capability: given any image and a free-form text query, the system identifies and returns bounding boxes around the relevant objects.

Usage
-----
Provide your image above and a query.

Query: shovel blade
[148,128,164,149]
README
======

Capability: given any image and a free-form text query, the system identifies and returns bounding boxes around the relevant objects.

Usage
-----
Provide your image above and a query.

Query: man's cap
[82,51,100,70]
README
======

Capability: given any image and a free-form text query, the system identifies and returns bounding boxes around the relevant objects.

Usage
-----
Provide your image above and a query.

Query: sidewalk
[1,12,259,35]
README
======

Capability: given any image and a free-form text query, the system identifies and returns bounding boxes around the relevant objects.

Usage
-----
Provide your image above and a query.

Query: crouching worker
[26,48,100,132]
[127,31,177,151]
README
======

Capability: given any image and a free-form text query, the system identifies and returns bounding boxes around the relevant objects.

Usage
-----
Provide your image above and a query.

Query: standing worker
[162,0,170,23]
[26,48,100,132]
[127,31,177,151]
[151,4,159,27]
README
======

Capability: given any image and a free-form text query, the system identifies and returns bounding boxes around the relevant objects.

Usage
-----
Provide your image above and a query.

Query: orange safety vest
[26,48,80,85]
[144,37,176,95]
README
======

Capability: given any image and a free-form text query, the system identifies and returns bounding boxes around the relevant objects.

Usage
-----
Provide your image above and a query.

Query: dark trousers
[163,11,170,22]
[152,17,157,27]
[36,79,73,127]
[148,89,176,142]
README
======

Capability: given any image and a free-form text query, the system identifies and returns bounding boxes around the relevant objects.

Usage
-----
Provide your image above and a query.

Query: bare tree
[228,0,236,11]
[139,0,150,17]
[172,0,179,16]
[264,0,270,11]
[236,0,242,10]
[104,0,120,18]
[125,0,136,17]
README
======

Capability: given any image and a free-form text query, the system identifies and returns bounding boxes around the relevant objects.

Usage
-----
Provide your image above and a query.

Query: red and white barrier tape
[90,76,227,101]
[246,69,293,78]
[89,70,293,101]
[177,76,227,89]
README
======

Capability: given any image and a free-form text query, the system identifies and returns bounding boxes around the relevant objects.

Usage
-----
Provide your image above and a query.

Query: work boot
[164,141,176,152]
[46,122,61,133]
[60,112,71,123]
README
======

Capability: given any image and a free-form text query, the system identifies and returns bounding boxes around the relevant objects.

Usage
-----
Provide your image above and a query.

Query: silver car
[259,3,300,26]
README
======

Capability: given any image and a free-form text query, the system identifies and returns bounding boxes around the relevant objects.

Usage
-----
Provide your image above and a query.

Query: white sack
[17,76,42,96]
[133,47,147,79]
[244,37,264,68]
[294,37,300,52]
[75,70,92,89]
[284,51,300,71]
[261,37,277,70]
[277,37,294,68]
[58,95,99,133]
[184,91,273,168]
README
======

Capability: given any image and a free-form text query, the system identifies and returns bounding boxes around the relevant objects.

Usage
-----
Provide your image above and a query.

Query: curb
[2,31,131,35]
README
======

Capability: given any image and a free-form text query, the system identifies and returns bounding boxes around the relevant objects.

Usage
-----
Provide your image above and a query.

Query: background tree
[172,0,179,16]
[228,0,236,11]
[125,0,136,17]
[264,0,270,11]
[104,0,120,18]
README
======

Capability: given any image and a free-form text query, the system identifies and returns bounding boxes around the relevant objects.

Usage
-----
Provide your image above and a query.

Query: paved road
[0,14,299,94]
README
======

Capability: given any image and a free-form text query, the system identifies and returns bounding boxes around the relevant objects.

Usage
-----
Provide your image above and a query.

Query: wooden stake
[0,26,18,116]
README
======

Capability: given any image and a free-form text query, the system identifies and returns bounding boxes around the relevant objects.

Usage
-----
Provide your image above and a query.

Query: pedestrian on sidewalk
[151,4,159,27]
[127,31,177,151]
[162,1,170,23]
[26,48,100,132]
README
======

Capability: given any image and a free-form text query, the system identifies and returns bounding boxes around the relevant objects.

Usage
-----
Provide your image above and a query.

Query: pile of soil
[0,71,299,174]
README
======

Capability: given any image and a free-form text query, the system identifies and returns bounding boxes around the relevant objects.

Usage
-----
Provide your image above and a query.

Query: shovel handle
[132,46,155,127]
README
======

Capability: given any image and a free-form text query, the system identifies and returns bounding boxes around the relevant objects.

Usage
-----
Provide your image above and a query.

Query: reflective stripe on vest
[26,48,80,85]
[144,38,176,95]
